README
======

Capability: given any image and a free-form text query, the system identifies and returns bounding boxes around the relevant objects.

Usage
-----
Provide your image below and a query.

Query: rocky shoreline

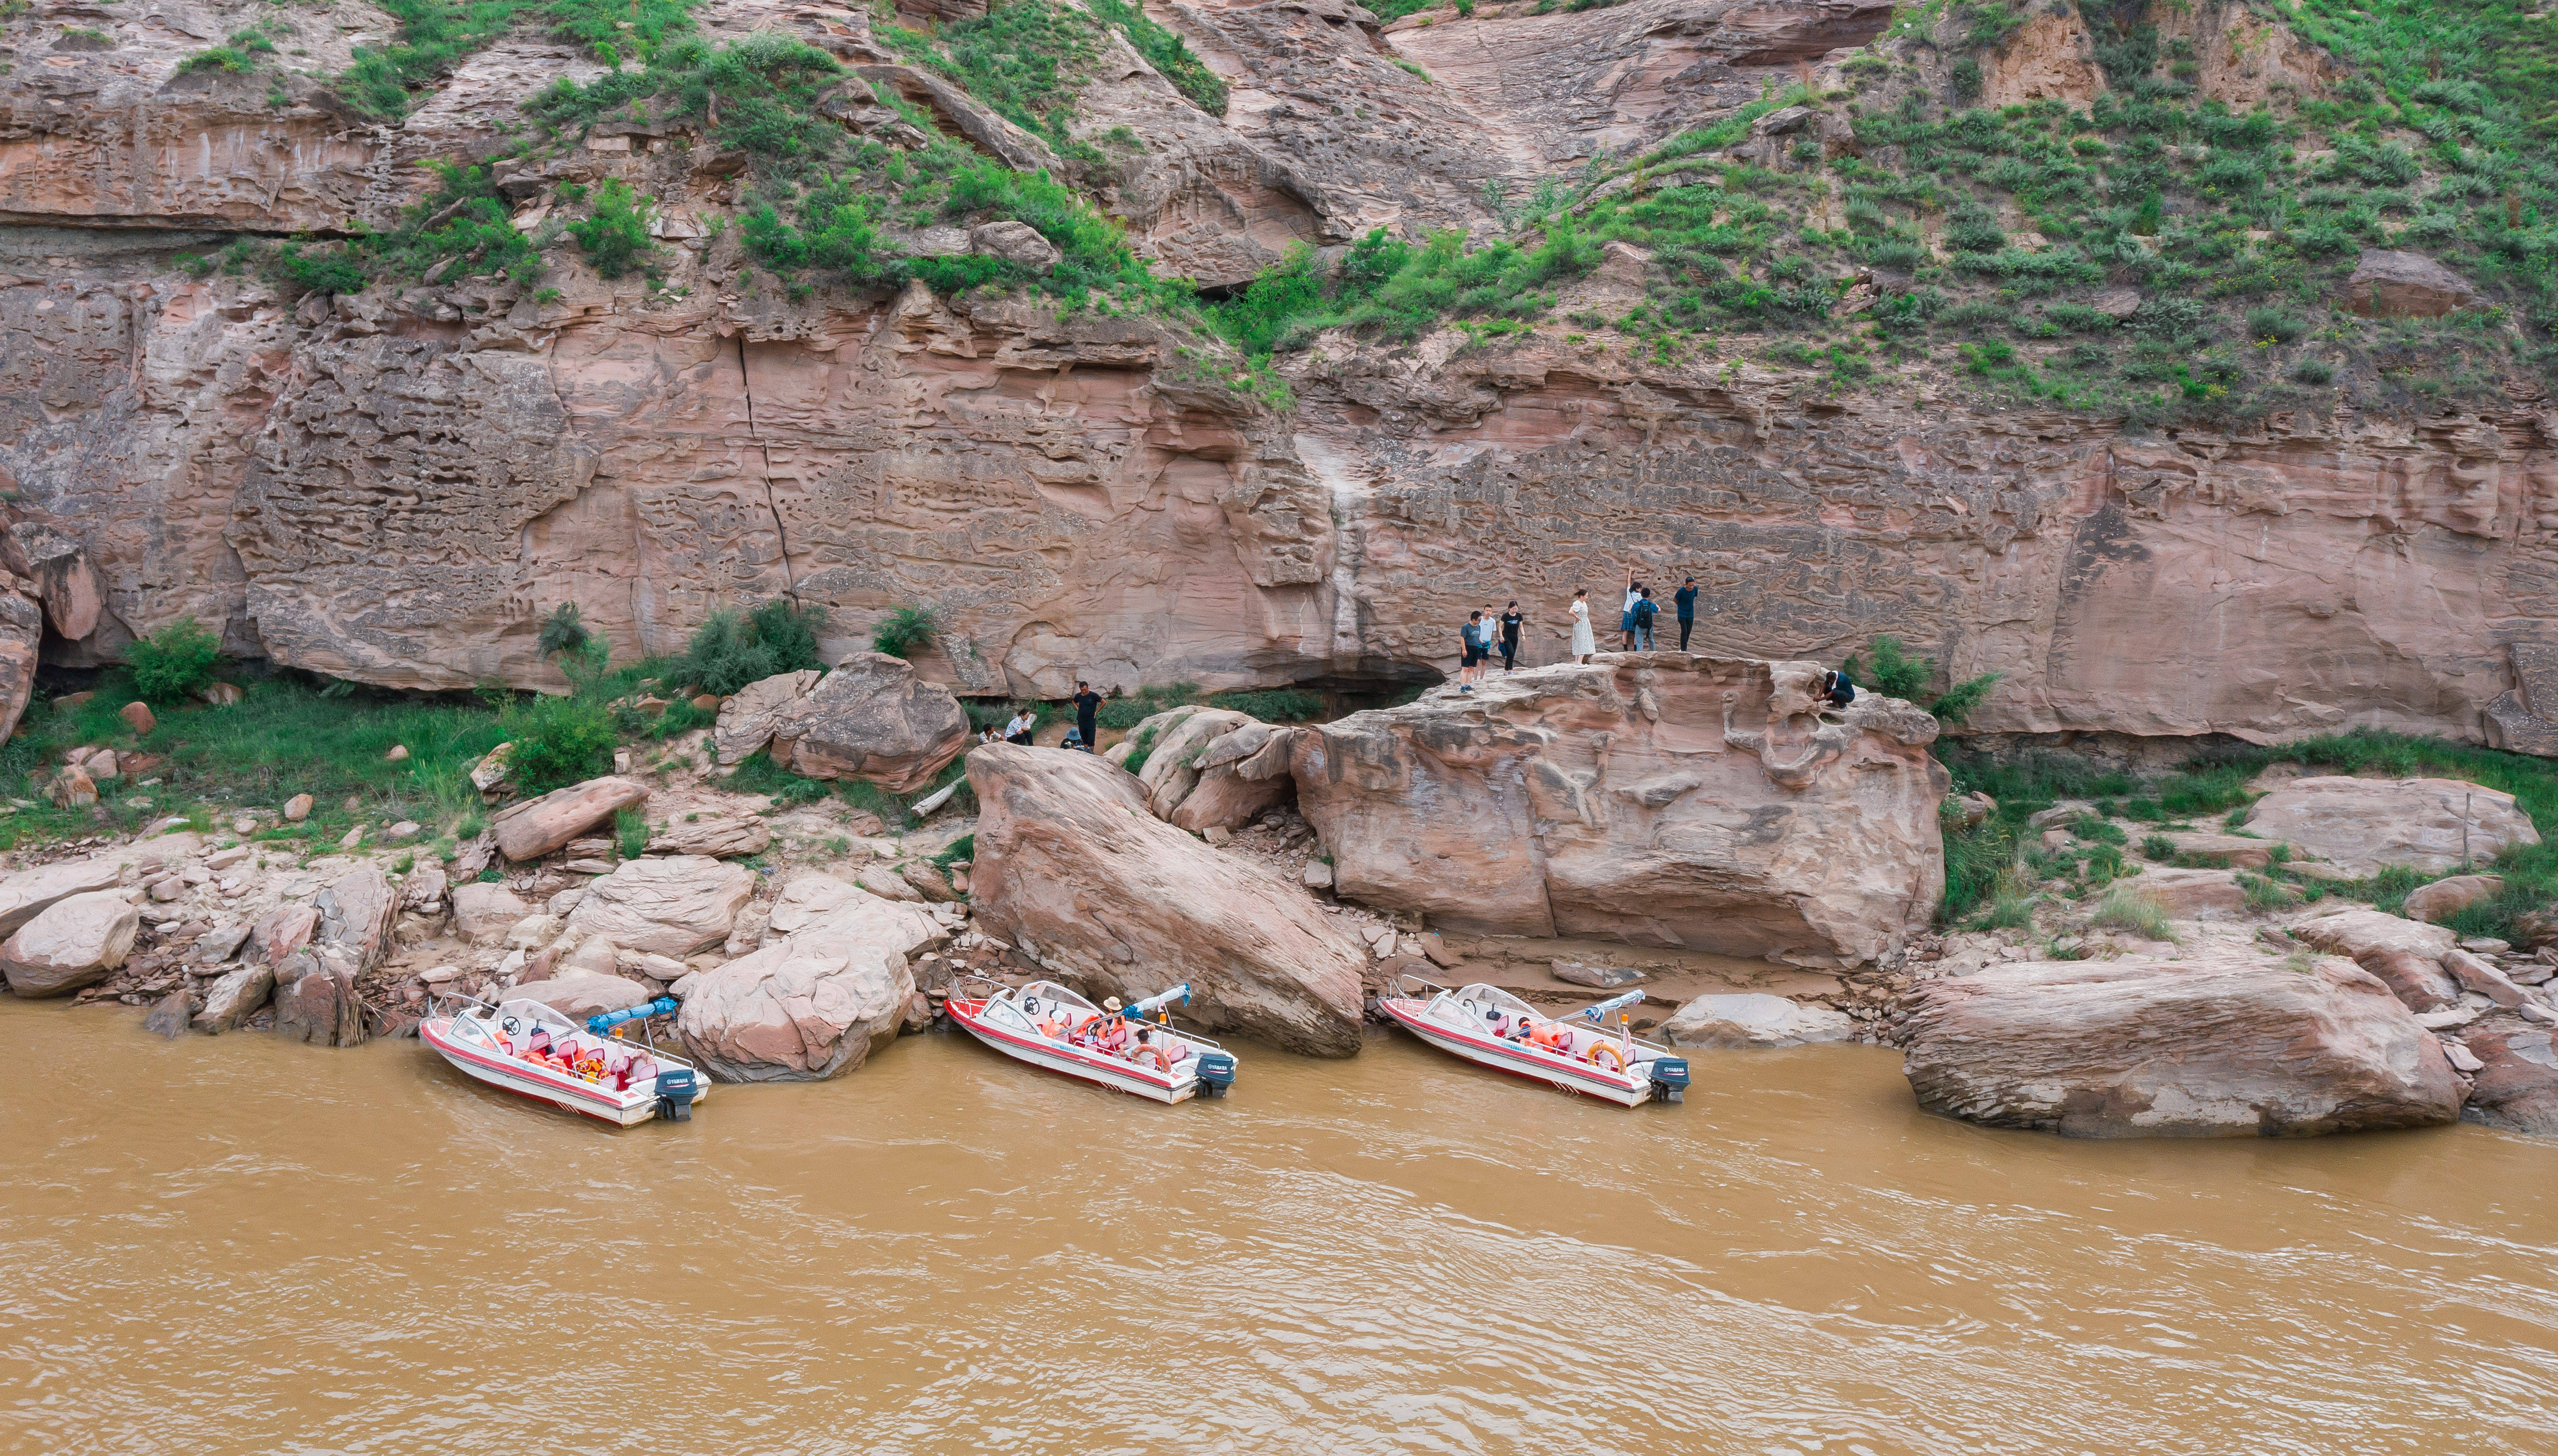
[8,649,2549,1142]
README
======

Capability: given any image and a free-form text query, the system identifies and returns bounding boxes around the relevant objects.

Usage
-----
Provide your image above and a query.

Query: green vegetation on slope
[1935,729,2558,944]
[879,0,1224,131]
[338,0,696,117]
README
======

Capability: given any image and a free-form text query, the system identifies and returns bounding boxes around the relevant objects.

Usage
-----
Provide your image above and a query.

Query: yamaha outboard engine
[1191,1051,1237,1098]
[654,1066,701,1123]
[1647,1056,1691,1105]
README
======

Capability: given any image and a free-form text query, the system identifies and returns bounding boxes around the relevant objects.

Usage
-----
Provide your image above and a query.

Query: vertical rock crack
[735,334,799,596]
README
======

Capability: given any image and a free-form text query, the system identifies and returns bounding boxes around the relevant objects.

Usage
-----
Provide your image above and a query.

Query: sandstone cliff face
[2,0,2556,759]
[1293,657,1948,967]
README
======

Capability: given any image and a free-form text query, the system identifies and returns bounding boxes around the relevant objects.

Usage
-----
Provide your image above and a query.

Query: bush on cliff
[126,618,224,704]
[498,691,617,795]
[666,599,826,696]
[871,605,938,660]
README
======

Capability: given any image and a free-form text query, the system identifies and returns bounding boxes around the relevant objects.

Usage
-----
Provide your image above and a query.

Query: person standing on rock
[1620,568,1643,650]
[1071,680,1103,752]
[1569,588,1595,663]
[1459,611,1487,693]
[1632,588,1658,652]
[1674,577,1698,652]
[1499,601,1525,672]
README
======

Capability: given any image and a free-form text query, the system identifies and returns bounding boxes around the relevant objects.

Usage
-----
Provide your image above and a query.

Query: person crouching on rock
[1821,667,1856,709]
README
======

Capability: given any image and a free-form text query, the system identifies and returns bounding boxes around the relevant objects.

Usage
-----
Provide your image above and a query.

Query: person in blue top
[1673,577,1698,652]
[1631,588,1658,651]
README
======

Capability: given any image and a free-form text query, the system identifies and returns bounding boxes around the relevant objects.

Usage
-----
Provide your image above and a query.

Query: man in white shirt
[1004,708,1037,745]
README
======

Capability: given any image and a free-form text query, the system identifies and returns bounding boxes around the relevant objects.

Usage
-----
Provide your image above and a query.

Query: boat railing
[429,991,706,1079]
[1390,973,1453,1000]
[1387,978,1683,1062]
[949,973,1227,1053]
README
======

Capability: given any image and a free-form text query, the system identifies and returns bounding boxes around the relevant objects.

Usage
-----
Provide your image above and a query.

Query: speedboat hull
[947,997,1200,1103]
[1391,993,1668,1105]
[420,998,707,1127]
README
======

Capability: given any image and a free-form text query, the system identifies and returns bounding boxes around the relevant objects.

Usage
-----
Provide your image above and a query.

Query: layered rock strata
[1291,657,1948,968]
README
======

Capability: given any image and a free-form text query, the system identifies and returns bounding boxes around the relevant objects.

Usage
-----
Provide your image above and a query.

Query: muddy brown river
[5,999,2556,1455]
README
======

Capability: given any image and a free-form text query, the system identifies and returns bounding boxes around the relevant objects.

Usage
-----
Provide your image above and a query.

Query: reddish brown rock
[644,816,773,859]
[2460,1013,2558,1137]
[2245,778,2536,876]
[712,669,821,764]
[0,891,141,997]
[1292,658,1947,968]
[490,776,649,862]
[248,904,322,969]
[768,653,970,794]
[675,887,948,1081]
[562,855,755,957]
[0,589,38,746]
[272,952,365,1048]
[0,856,126,937]
[2401,874,2503,925]
[2340,249,2481,319]
[315,867,398,974]
[119,701,156,735]
[2291,907,2462,1011]
[968,743,1367,1055]
[1900,952,2465,1137]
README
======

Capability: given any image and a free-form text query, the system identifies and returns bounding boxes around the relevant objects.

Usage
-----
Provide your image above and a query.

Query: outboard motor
[654,1066,701,1123]
[1647,1056,1691,1105]
[1191,1051,1237,1098]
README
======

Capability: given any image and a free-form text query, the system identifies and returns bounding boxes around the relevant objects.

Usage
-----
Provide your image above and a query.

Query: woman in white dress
[1569,588,1596,663]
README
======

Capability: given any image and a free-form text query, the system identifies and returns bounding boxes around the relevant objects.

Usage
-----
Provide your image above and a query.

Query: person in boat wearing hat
[1088,996,1132,1054]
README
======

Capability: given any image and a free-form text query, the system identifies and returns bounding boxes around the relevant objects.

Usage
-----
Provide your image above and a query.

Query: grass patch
[2089,883,2176,940]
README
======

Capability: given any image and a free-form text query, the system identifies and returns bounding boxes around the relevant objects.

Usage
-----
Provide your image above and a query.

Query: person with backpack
[1631,588,1659,651]
[1673,577,1698,652]
[1458,610,1488,693]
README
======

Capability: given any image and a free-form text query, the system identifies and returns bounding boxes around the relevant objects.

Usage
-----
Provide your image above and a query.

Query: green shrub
[872,604,939,659]
[2140,833,2177,860]
[2243,307,2307,343]
[537,602,591,660]
[180,45,256,73]
[499,692,617,793]
[669,599,823,695]
[2068,812,2127,845]
[933,832,976,868]
[2090,883,2176,940]
[1208,688,1324,722]
[614,805,648,860]
[126,617,225,703]
[725,750,831,805]
[2291,358,2337,385]
[566,178,655,277]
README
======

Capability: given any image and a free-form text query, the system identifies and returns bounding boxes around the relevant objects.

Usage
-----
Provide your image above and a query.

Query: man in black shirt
[1070,680,1102,752]
[1673,577,1699,652]
[1498,601,1525,671]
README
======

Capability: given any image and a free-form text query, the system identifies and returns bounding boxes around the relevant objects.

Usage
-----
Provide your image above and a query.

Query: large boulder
[712,669,821,763]
[563,856,755,957]
[191,962,275,1034]
[2110,866,2247,920]
[248,903,322,968]
[0,890,141,997]
[967,742,1367,1055]
[2340,249,2480,319]
[451,882,532,945]
[767,652,969,793]
[2290,907,2462,1011]
[2460,1013,2558,1137]
[490,776,650,862]
[1125,708,1296,833]
[1660,993,1855,1049]
[0,587,38,746]
[675,885,947,1080]
[2244,777,2537,876]
[2401,874,2502,924]
[0,855,127,938]
[5,519,108,640]
[1291,658,1948,968]
[1899,952,2464,1137]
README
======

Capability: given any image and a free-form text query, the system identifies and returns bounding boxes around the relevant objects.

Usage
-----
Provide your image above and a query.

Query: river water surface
[5,999,2556,1455]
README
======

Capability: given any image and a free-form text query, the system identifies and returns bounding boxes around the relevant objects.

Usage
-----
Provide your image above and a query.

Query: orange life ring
[1134,1044,1174,1072]
[1586,1042,1627,1072]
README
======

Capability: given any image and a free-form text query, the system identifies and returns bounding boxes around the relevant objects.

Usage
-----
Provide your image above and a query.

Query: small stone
[419,965,461,985]
[2441,1039,2486,1072]
[1301,860,1334,890]
[232,817,256,836]
[691,694,720,712]
[2460,938,2513,955]
[120,701,156,735]
[1203,825,1233,846]
[198,682,243,706]
[147,877,184,903]
[385,744,409,762]
[342,795,361,812]
[1551,959,1645,989]
[141,987,196,1038]
[282,794,313,822]
[49,768,96,808]
[1414,932,1459,969]
[384,821,421,843]
[339,825,366,850]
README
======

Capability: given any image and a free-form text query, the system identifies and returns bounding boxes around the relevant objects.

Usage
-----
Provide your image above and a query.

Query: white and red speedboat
[420,994,707,1127]
[1377,976,1690,1107]
[944,977,1238,1104]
